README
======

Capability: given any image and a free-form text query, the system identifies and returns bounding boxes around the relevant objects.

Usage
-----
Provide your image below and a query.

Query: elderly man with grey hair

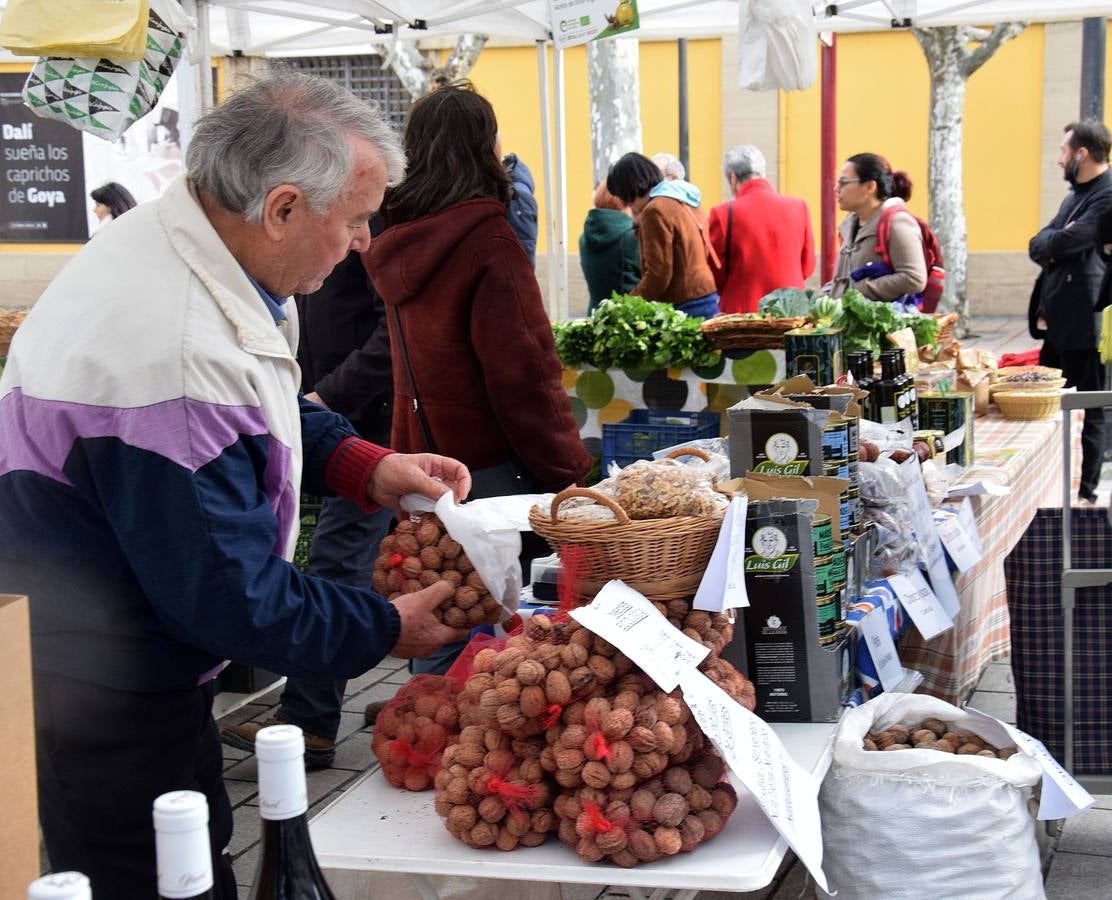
[709,143,815,313]
[652,151,686,181]
[0,70,473,897]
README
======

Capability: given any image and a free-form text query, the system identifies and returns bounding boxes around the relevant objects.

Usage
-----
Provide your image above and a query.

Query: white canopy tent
[179,0,1112,315]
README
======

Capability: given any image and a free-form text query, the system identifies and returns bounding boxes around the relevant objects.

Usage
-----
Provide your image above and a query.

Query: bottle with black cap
[848,351,875,421]
[248,724,336,900]
[154,790,214,900]
[26,872,92,900]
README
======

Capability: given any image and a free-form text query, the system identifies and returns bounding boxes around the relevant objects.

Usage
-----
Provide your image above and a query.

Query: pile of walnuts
[372,513,502,627]
[863,719,1018,759]
[553,754,738,866]
[370,675,460,791]
[433,725,554,851]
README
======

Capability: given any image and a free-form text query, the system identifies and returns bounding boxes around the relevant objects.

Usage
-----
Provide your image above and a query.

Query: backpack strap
[874,203,902,268]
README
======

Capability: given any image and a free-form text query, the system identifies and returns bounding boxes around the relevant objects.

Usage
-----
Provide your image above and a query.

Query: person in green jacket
[579,180,641,312]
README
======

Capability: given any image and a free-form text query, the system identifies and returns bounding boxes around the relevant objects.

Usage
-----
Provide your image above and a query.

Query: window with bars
[284,55,409,128]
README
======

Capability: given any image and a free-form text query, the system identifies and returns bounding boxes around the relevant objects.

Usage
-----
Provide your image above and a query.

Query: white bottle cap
[153,790,213,898]
[27,872,91,900]
[256,724,308,820]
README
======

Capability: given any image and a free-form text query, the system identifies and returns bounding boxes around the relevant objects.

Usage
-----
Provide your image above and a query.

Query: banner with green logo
[548,0,640,49]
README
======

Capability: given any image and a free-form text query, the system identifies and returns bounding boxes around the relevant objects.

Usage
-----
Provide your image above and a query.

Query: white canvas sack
[819,693,1045,900]
[737,0,817,92]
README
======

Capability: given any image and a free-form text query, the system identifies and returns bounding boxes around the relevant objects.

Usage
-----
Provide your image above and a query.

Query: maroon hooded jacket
[363,198,591,491]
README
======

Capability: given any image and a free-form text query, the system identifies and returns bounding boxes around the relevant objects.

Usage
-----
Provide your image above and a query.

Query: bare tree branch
[963,22,1025,77]
[958,24,991,44]
[382,40,430,100]
[442,33,488,82]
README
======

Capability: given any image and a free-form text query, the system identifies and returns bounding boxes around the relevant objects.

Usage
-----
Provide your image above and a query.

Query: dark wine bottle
[154,790,214,900]
[893,348,919,428]
[873,352,913,425]
[248,725,336,900]
[848,351,875,421]
[26,872,92,900]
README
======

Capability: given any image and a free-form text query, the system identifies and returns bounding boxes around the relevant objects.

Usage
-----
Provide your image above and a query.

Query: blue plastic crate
[602,409,721,471]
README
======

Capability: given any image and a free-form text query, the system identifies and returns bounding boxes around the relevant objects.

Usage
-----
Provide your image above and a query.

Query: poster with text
[548,0,639,49]
[0,73,87,242]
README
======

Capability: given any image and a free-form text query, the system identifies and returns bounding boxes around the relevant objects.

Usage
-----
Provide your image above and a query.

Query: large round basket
[528,486,723,602]
[993,390,1062,421]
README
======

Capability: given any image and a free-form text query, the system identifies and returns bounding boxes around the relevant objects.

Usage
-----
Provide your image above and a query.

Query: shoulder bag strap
[682,204,722,270]
[389,304,439,454]
[724,199,735,281]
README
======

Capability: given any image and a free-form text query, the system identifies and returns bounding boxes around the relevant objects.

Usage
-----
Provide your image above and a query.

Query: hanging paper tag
[964,706,1095,819]
[694,496,749,612]
[855,606,904,691]
[934,511,983,574]
[678,669,829,893]
[570,581,709,691]
[957,496,983,555]
[897,456,961,618]
[886,569,953,640]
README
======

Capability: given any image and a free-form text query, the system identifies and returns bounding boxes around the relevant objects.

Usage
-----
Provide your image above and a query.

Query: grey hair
[724,145,766,183]
[651,152,685,181]
[186,68,405,223]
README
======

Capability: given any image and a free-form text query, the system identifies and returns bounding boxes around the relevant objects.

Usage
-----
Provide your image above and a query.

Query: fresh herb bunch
[839,289,939,356]
[552,293,720,370]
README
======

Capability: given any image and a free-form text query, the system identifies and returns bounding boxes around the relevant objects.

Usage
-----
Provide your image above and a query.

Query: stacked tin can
[812,514,848,645]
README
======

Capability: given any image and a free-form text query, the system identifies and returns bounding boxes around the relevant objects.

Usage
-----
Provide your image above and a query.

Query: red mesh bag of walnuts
[370,674,460,791]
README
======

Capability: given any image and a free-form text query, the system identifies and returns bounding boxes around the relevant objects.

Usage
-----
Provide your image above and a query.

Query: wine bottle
[26,872,91,900]
[248,725,336,900]
[154,790,214,900]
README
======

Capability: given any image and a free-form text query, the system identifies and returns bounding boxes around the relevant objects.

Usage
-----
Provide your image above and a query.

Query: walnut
[419,547,442,569]
[663,767,693,796]
[653,825,683,855]
[679,814,706,852]
[921,717,947,736]
[519,685,547,719]
[443,607,467,628]
[582,760,611,789]
[396,534,420,556]
[416,519,441,546]
[652,793,688,827]
[956,742,983,755]
[437,534,462,559]
[602,708,634,741]
[628,828,659,862]
[911,729,937,745]
[454,586,479,610]
[546,670,572,705]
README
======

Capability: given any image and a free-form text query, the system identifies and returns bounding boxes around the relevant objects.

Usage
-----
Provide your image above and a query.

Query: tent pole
[537,41,559,320]
[1081,17,1106,120]
[197,0,215,110]
[554,44,569,320]
[820,35,837,285]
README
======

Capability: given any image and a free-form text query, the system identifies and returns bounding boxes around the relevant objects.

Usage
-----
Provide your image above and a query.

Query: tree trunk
[386,34,488,102]
[587,38,642,185]
[923,33,970,327]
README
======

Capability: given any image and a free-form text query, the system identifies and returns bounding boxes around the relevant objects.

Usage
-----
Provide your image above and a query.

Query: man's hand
[369,452,471,514]
[304,391,327,408]
[390,581,470,658]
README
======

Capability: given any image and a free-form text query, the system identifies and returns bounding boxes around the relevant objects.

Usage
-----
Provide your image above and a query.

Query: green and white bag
[21,0,192,142]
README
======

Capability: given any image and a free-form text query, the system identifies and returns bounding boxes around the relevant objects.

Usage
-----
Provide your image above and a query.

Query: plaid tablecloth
[899,409,1080,703]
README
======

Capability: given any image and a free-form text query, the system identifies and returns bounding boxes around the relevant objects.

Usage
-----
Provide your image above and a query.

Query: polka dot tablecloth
[563,349,786,459]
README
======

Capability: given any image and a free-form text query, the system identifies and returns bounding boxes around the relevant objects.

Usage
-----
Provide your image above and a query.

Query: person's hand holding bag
[389,581,470,658]
[369,452,472,515]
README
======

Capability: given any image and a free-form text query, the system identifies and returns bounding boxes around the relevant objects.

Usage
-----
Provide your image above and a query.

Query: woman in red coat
[708,145,815,314]
[363,83,590,497]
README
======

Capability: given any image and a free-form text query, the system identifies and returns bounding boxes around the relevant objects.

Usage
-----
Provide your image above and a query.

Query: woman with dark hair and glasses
[606,151,719,318]
[364,83,590,674]
[822,152,926,303]
[90,182,136,224]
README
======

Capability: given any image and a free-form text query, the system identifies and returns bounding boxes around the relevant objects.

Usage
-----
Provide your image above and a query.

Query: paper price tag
[898,456,960,618]
[678,670,829,893]
[964,706,1095,820]
[570,581,709,691]
[856,606,904,691]
[934,513,982,574]
[694,496,749,612]
[956,497,983,555]
[887,569,954,641]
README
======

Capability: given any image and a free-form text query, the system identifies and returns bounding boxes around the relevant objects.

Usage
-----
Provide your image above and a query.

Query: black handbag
[389,305,538,501]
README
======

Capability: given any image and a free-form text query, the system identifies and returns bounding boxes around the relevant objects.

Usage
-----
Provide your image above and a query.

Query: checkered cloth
[1006,508,1112,774]
[898,409,1079,703]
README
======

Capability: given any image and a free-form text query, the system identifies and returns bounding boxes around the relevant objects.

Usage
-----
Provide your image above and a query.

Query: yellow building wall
[781,26,1044,254]
[468,39,721,254]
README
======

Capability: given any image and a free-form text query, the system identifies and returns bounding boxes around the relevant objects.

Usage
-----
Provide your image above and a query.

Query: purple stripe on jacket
[0,388,296,549]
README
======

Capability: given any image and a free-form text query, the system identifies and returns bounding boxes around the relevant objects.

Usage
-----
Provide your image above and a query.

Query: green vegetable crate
[785,327,844,387]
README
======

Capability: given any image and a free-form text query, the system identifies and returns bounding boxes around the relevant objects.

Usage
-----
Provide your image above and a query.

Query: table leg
[406,873,442,900]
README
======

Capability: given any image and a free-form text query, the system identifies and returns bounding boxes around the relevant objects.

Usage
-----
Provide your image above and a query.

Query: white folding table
[310,722,834,900]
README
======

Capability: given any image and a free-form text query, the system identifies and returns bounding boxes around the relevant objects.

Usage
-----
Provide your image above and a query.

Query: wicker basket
[993,390,1062,421]
[989,377,1067,395]
[700,314,809,350]
[528,486,723,602]
[991,365,1063,383]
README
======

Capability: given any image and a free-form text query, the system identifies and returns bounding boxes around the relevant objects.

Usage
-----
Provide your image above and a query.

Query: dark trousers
[278,497,392,739]
[35,674,237,898]
[1040,341,1105,500]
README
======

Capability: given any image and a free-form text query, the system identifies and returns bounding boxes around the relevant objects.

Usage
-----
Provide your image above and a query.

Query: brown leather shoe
[363,699,390,728]
[220,716,336,769]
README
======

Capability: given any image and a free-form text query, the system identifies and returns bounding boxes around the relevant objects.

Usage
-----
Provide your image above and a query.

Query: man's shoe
[220,716,336,769]
[364,699,390,728]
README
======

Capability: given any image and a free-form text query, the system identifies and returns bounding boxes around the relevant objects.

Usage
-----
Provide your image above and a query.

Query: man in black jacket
[1030,120,1112,503]
[221,248,394,767]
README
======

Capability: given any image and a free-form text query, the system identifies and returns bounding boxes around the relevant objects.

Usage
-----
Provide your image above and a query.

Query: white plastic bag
[737,0,817,92]
[819,693,1045,900]
[400,492,550,617]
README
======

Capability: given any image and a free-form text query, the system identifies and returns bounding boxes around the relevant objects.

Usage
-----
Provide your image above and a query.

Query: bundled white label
[856,606,904,691]
[694,495,750,612]
[964,706,1095,820]
[898,456,961,618]
[679,669,829,893]
[887,569,953,641]
[570,581,709,691]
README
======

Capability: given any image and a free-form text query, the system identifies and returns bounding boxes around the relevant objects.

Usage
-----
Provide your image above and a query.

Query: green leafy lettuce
[839,289,940,355]
[757,287,814,318]
[552,293,719,370]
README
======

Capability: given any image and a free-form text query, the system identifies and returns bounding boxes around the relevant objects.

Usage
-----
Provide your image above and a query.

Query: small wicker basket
[528,486,723,602]
[989,377,1067,394]
[993,390,1062,421]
